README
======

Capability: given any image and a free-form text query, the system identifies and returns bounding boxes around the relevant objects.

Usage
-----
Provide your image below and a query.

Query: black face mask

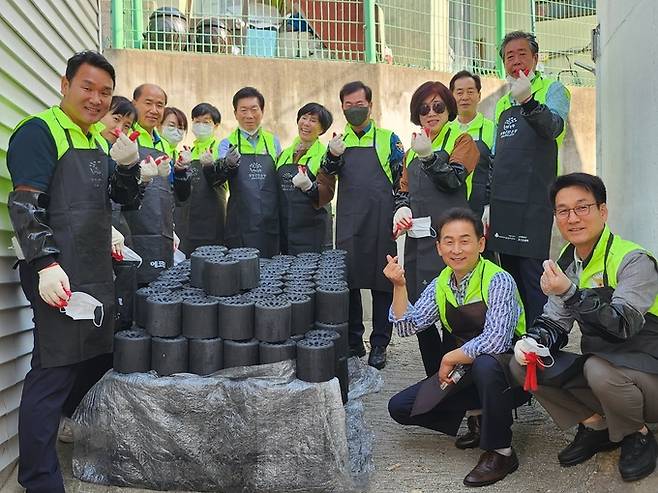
[344,106,370,127]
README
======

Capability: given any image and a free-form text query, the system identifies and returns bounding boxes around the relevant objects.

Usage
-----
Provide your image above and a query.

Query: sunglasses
[419,101,446,116]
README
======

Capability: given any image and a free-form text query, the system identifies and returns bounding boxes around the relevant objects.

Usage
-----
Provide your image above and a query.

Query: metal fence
[110,0,596,86]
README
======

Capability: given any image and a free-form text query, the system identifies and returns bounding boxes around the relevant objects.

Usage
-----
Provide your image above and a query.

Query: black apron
[224,132,280,258]
[20,129,115,368]
[122,144,174,284]
[411,268,524,418]
[277,153,330,255]
[488,99,557,259]
[405,129,470,302]
[174,151,227,255]
[335,130,396,292]
[468,126,492,219]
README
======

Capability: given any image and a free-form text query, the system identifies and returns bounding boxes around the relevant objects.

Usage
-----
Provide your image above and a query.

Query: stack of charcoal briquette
[113,246,351,402]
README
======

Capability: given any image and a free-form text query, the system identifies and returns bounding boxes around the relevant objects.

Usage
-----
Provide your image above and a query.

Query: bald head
[132,83,167,133]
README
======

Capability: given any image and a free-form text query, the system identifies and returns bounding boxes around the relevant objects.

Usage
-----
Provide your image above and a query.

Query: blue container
[246,28,277,57]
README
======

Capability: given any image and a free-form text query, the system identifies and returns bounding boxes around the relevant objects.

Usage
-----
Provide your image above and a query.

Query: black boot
[619,431,658,482]
[456,415,481,449]
[368,346,386,369]
[558,424,618,467]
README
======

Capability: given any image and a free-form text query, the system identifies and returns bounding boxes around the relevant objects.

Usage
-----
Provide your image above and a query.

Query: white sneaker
[58,417,74,443]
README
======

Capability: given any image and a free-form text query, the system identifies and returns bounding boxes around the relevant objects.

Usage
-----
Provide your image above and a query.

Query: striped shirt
[389,271,521,359]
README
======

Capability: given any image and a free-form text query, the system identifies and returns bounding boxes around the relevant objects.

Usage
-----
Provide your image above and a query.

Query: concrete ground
[3,332,658,493]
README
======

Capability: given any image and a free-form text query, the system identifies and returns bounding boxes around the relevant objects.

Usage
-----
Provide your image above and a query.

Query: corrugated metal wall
[0,0,100,475]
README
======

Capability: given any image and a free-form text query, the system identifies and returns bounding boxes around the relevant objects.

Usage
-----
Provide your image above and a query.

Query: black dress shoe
[456,415,481,449]
[558,424,619,467]
[368,346,386,369]
[349,343,366,358]
[463,449,519,487]
[619,431,658,482]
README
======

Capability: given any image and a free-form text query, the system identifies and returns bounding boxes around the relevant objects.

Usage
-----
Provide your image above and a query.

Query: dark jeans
[348,288,393,349]
[417,325,443,377]
[388,354,529,450]
[499,254,547,325]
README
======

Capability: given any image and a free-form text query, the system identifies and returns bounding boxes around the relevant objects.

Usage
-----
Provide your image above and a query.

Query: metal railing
[109,0,596,86]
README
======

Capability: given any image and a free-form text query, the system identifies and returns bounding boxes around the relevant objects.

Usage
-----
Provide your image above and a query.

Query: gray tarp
[72,357,382,492]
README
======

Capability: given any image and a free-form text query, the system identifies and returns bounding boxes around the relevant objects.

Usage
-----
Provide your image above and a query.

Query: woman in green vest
[276,102,335,254]
[393,81,480,376]
[159,106,188,161]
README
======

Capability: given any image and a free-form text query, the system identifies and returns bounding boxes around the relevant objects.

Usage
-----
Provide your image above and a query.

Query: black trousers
[348,288,393,349]
[417,326,443,377]
[18,326,76,493]
[388,354,529,450]
[499,254,547,326]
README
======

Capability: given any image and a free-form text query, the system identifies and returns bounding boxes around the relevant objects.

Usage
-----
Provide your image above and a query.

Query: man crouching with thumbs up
[509,173,658,482]
[385,207,529,487]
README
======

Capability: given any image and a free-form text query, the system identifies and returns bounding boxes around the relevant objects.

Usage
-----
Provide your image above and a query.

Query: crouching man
[510,173,658,482]
[386,208,529,487]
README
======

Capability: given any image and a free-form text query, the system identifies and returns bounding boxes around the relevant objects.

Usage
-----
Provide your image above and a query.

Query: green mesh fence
[110,0,596,86]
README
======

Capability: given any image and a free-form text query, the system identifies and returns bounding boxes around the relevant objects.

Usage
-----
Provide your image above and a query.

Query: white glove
[514,337,538,366]
[225,145,241,169]
[109,132,140,166]
[38,263,71,307]
[291,167,313,192]
[178,148,193,166]
[199,150,214,166]
[328,133,346,157]
[410,131,433,159]
[111,226,125,259]
[173,231,180,251]
[157,155,171,178]
[509,69,533,103]
[393,206,413,236]
[139,156,159,183]
[481,205,490,236]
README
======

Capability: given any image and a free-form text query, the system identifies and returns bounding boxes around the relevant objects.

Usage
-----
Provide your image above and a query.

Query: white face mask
[192,122,214,140]
[407,216,437,239]
[122,246,143,267]
[521,337,555,368]
[60,292,104,327]
[161,126,184,145]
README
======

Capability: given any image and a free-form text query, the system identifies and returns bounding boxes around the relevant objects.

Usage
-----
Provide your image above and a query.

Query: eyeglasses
[554,203,598,220]
[419,101,446,116]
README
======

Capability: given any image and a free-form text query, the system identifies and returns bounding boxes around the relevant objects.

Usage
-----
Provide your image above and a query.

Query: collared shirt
[217,128,281,158]
[450,269,474,305]
[390,269,521,359]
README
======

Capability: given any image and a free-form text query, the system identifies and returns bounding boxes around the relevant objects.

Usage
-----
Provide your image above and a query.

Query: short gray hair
[499,31,539,59]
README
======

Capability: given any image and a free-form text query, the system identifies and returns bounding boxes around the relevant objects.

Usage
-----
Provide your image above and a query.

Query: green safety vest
[495,73,570,149]
[405,123,460,167]
[557,225,658,317]
[450,113,494,200]
[275,137,325,175]
[343,121,394,182]
[15,106,109,158]
[435,257,526,336]
[191,135,221,160]
[133,122,167,153]
[227,128,278,160]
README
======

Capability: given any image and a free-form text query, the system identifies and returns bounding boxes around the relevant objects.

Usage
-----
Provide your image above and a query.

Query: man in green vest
[7,51,141,493]
[486,31,571,326]
[386,207,528,487]
[449,70,495,220]
[510,173,658,482]
[321,80,405,369]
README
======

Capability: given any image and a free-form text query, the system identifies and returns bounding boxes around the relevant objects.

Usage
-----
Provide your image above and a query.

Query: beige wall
[105,49,595,176]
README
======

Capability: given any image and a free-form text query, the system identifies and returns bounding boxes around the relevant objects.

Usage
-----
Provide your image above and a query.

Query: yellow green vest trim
[434,257,526,336]
[15,106,109,159]
[559,225,658,317]
[494,73,569,149]
[228,128,278,160]
[276,137,326,175]
[191,136,221,160]
[133,122,167,153]
[405,123,459,167]
[343,122,394,182]
[452,113,494,148]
